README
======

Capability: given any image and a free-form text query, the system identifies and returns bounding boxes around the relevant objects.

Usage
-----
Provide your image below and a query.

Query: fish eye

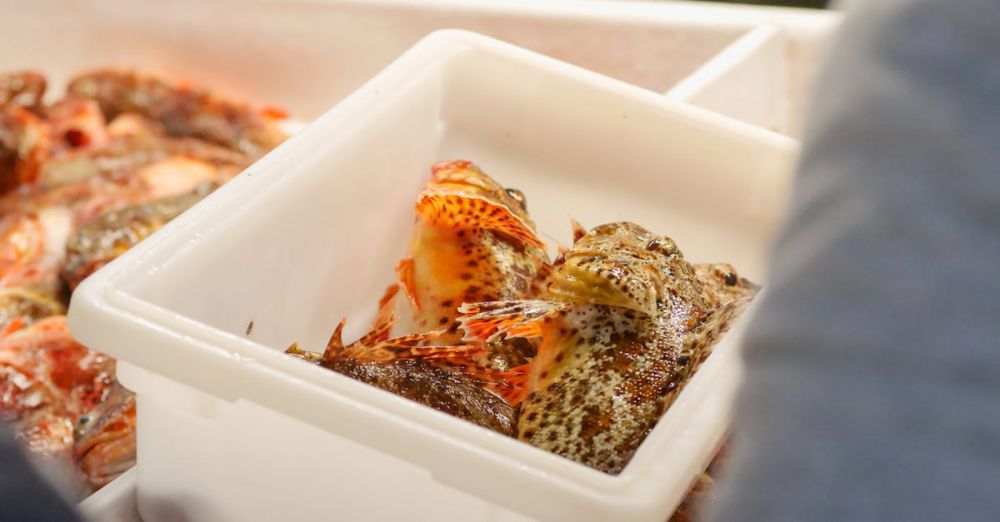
[505,188,527,210]
[724,272,738,286]
[78,415,90,426]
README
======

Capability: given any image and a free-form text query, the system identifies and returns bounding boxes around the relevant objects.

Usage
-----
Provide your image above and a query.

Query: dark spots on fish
[547,431,558,442]
[467,260,478,268]
[456,230,465,238]
[724,272,738,286]
[466,285,480,294]
[439,317,449,325]
[677,355,690,367]
[523,429,536,439]
[539,370,549,379]
[441,299,454,308]
[245,321,254,335]
[526,411,538,422]
[579,409,612,443]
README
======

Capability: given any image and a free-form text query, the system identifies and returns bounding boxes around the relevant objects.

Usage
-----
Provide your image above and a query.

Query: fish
[67,69,287,157]
[0,316,115,461]
[287,160,550,433]
[0,103,50,193]
[388,160,550,372]
[0,71,46,113]
[73,381,136,490]
[0,287,65,333]
[0,204,75,299]
[61,182,218,290]
[37,114,250,188]
[45,97,110,153]
[458,222,757,473]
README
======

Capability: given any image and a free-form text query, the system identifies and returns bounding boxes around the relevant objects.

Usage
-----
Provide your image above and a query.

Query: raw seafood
[292,161,757,477]
[0,67,288,493]
[460,222,756,473]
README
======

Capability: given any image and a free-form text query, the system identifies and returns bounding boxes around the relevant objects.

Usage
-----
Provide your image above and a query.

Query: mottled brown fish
[287,160,552,432]
[459,222,756,474]
[0,103,49,193]
[67,69,287,157]
[290,320,517,436]
[61,182,218,290]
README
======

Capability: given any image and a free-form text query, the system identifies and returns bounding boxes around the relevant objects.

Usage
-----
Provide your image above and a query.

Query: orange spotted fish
[288,160,551,433]
[387,159,550,371]
[458,222,757,473]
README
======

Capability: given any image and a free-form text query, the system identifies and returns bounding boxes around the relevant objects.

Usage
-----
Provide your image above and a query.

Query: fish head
[73,382,136,490]
[694,262,760,306]
[549,222,698,316]
[417,160,543,250]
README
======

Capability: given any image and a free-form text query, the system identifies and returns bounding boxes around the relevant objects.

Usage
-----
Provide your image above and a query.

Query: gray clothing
[0,426,82,521]
[710,1,1000,520]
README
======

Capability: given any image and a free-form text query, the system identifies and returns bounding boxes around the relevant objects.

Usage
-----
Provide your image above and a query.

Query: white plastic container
[666,15,838,138]
[67,29,794,522]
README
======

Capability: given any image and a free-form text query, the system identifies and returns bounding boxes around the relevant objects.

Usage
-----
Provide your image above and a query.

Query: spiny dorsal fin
[416,193,545,250]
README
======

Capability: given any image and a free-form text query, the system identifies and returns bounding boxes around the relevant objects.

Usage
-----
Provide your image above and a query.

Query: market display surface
[0,69,287,497]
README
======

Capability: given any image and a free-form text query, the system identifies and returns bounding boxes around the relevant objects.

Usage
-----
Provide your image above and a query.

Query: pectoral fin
[457,300,568,343]
[395,258,421,312]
